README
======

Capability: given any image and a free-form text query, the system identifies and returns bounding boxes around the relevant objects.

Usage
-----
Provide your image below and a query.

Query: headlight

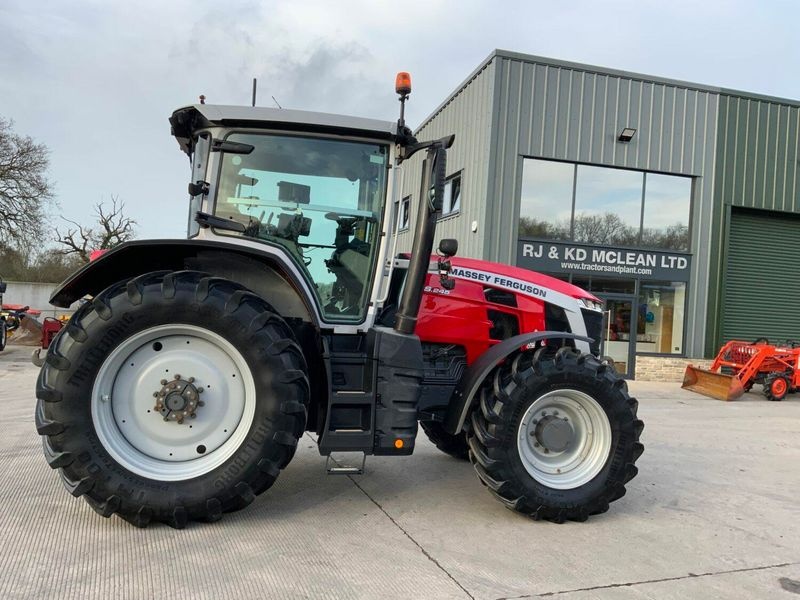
[580,298,603,311]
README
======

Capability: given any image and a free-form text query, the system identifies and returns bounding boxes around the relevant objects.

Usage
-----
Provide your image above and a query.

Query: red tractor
[35,75,643,527]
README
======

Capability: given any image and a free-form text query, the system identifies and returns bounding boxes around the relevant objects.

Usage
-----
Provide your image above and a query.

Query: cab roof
[169,104,398,155]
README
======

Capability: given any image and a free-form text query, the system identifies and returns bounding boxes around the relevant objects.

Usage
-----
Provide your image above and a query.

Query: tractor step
[325,452,366,475]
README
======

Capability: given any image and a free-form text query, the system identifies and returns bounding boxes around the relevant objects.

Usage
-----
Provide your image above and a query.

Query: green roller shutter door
[723,208,800,343]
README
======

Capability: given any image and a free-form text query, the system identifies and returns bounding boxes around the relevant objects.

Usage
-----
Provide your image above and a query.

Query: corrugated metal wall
[716,96,800,211]
[484,52,719,358]
[394,59,496,259]
[705,95,800,354]
[397,50,800,358]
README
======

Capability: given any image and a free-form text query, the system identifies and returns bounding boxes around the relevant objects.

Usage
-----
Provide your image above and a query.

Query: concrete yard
[0,343,798,599]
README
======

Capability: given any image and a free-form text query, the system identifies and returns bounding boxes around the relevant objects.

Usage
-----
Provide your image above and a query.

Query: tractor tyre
[35,271,309,528]
[764,374,788,401]
[467,348,644,523]
[420,421,469,460]
[0,320,6,351]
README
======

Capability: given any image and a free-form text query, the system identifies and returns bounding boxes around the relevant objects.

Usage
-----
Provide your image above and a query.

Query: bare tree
[573,213,638,246]
[0,118,53,246]
[57,196,136,262]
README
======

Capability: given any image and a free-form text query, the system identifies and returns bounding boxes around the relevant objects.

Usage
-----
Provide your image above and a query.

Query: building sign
[517,239,691,281]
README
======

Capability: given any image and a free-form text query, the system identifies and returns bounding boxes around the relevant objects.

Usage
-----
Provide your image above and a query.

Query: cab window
[213,132,388,323]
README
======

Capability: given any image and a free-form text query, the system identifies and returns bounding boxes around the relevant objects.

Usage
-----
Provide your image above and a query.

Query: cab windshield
[213,132,388,322]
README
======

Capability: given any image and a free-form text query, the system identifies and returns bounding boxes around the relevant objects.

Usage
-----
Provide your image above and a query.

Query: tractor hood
[444,256,601,304]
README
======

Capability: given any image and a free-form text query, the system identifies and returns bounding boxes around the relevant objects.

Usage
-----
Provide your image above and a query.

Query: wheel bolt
[534,442,540,448]
[553,410,559,416]
[188,377,195,383]
[198,388,204,394]
[160,379,167,385]
[544,448,550,454]
[190,413,197,418]
[532,419,538,425]
[152,392,158,398]
[198,401,205,407]
[174,374,181,380]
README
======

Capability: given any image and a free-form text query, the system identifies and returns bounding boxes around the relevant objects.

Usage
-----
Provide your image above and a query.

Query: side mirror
[438,239,458,258]
[188,180,209,197]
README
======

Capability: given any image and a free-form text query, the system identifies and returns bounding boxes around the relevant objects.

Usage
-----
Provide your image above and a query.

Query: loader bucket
[681,366,745,401]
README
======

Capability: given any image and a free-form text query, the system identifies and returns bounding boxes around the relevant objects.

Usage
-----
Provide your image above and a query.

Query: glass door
[599,294,635,378]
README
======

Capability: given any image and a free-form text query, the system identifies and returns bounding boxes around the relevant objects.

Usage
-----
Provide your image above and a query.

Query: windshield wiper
[211,140,254,154]
[195,211,246,233]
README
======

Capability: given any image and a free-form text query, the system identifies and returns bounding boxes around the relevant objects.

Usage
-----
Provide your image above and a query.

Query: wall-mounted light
[618,128,637,143]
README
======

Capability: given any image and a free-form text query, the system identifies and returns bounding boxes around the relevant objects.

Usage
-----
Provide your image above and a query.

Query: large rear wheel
[467,348,644,522]
[764,373,789,401]
[36,271,309,527]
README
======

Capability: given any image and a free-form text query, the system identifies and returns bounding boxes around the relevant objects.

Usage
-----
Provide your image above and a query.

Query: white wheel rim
[92,324,256,481]
[517,389,612,489]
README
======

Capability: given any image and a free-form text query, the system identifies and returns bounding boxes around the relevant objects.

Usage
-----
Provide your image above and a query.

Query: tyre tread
[467,349,644,523]
[35,270,310,527]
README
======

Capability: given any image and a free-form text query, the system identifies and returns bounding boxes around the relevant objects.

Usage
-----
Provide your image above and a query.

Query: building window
[642,174,691,251]
[441,173,462,217]
[397,196,410,231]
[520,159,691,251]
[637,281,685,354]
[574,165,642,246]
[519,160,572,240]
[570,276,685,355]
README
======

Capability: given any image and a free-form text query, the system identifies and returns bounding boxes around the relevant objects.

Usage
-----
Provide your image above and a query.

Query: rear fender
[49,239,318,324]
[49,239,329,432]
[443,331,592,434]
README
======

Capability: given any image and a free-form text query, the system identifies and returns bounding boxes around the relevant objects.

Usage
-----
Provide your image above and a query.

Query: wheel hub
[535,415,574,453]
[153,374,205,424]
[517,389,613,490]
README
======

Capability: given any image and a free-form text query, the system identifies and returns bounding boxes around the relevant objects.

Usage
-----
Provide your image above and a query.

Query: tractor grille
[581,308,603,356]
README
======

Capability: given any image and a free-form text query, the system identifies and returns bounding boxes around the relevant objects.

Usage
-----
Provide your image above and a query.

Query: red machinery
[31,317,66,366]
[683,339,800,401]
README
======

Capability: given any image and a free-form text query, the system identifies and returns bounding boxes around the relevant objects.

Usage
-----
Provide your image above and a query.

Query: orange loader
[683,339,800,401]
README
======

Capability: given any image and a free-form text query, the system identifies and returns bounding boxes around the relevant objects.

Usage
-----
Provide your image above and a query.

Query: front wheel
[0,320,6,351]
[36,271,309,527]
[467,348,644,522]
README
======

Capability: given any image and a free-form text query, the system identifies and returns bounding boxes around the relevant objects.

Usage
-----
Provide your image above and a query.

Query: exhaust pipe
[394,144,448,335]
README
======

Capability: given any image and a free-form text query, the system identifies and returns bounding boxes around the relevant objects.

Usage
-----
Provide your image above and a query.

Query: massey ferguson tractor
[35,74,643,528]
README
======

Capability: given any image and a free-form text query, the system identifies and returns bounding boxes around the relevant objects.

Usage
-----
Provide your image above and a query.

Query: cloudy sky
[1,0,798,240]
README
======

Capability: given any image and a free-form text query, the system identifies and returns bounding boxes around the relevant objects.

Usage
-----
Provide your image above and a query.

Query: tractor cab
[169,104,401,327]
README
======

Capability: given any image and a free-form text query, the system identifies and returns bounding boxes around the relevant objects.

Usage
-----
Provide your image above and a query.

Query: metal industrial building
[397,49,800,378]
